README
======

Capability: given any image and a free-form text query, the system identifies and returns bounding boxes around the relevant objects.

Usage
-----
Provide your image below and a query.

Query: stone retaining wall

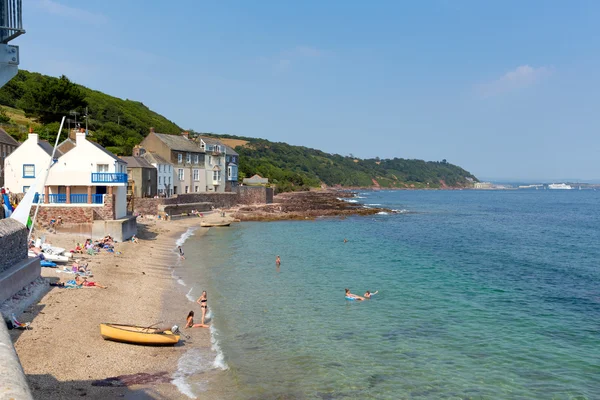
[132,187,273,216]
[0,219,28,274]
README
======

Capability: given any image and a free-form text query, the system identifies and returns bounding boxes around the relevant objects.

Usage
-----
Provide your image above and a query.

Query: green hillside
[0,70,181,155]
[206,134,478,191]
[0,70,478,190]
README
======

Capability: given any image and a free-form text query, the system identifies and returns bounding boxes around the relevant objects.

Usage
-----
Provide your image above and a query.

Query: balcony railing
[91,173,128,183]
[33,194,104,204]
[0,0,25,44]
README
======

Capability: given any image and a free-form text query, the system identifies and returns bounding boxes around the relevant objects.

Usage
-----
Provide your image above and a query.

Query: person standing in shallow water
[178,246,185,260]
[196,291,209,326]
[275,256,281,266]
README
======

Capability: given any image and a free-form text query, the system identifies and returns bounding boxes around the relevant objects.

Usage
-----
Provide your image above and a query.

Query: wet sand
[9,213,232,399]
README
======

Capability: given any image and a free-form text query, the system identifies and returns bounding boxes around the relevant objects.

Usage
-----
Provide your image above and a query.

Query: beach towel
[65,280,82,288]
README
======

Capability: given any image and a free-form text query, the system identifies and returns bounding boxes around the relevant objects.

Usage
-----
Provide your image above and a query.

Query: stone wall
[36,206,95,225]
[132,188,272,216]
[134,197,160,216]
[238,186,273,204]
[0,219,27,274]
[31,195,116,226]
[94,194,116,220]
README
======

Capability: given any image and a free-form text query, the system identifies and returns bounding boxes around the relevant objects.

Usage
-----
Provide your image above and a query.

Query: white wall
[47,132,126,187]
[114,185,127,219]
[3,134,52,193]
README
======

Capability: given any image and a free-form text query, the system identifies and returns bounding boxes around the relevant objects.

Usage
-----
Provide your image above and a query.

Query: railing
[0,0,25,44]
[33,194,104,204]
[91,172,128,183]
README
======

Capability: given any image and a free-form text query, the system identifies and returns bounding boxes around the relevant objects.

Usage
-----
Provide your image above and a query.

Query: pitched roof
[121,156,154,168]
[154,132,203,152]
[142,151,171,165]
[39,140,63,158]
[57,138,76,155]
[224,145,239,156]
[0,128,19,146]
[199,136,222,146]
[88,140,122,162]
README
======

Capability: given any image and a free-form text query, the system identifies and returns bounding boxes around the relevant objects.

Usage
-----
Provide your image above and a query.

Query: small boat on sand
[99,323,180,346]
[200,221,231,227]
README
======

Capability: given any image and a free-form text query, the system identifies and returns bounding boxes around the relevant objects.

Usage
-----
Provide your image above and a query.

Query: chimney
[149,127,155,134]
[133,145,146,157]
[181,131,189,140]
[28,127,39,142]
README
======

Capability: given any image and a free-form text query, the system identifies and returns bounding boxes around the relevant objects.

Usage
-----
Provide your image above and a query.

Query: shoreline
[8,193,391,398]
[9,217,215,399]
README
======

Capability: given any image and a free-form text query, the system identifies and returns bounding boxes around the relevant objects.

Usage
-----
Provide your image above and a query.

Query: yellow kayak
[99,323,180,346]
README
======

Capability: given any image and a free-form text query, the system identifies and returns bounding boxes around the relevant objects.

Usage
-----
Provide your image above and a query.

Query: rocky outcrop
[230,190,389,221]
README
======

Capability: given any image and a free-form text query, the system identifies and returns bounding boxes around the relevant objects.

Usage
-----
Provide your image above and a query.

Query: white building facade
[4,131,128,219]
[198,137,227,193]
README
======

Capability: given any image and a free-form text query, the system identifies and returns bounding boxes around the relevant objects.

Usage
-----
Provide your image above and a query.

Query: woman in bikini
[185,311,206,328]
[197,291,209,325]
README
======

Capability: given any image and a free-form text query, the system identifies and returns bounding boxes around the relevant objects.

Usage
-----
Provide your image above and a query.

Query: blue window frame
[23,164,35,178]
[23,186,30,193]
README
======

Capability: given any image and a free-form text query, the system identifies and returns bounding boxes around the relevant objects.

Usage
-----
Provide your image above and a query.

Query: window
[213,170,221,181]
[208,155,212,165]
[178,168,184,181]
[178,153,183,163]
[193,169,199,181]
[158,164,162,173]
[194,154,199,164]
[226,155,230,162]
[23,186,30,193]
[158,176,162,184]
[97,164,109,173]
[185,186,189,193]
[186,153,191,163]
[23,164,35,178]
[195,186,199,192]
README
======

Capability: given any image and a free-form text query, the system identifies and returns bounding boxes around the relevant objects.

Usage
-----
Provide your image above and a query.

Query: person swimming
[275,255,281,266]
[345,288,364,301]
[364,290,378,299]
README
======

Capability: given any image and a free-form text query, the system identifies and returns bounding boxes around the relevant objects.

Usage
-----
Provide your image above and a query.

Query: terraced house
[140,129,206,194]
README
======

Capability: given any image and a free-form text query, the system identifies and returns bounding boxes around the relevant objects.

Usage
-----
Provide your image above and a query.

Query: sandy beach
[8,214,230,399]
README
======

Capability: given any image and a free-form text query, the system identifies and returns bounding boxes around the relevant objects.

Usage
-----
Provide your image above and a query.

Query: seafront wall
[133,187,273,216]
[0,219,35,400]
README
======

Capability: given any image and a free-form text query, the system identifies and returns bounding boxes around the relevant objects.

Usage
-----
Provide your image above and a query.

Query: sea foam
[171,348,211,399]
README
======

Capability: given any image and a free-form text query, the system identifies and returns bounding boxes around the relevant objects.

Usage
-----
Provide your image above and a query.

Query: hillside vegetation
[0,70,180,155]
[210,134,477,191]
[0,70,478,190]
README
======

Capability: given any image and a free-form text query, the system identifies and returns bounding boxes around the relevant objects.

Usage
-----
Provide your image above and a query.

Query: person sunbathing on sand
[364,290,378,299]
[345,288,364,301]
[185,311,208,328]
[75,275,107,289]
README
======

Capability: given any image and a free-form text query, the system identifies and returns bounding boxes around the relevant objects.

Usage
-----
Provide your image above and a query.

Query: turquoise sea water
[179,190,600,399]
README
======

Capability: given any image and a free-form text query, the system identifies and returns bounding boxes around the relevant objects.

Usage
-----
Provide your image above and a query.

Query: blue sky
[15,0,600,181]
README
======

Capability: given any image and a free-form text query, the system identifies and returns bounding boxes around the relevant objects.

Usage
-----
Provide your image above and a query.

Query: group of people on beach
[185,291,209,328]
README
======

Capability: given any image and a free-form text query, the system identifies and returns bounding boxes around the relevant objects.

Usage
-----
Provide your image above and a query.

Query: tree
[17,75,87,124]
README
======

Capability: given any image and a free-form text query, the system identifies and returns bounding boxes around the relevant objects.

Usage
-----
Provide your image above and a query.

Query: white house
[198,137,227,192]
[4,129,128,219]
